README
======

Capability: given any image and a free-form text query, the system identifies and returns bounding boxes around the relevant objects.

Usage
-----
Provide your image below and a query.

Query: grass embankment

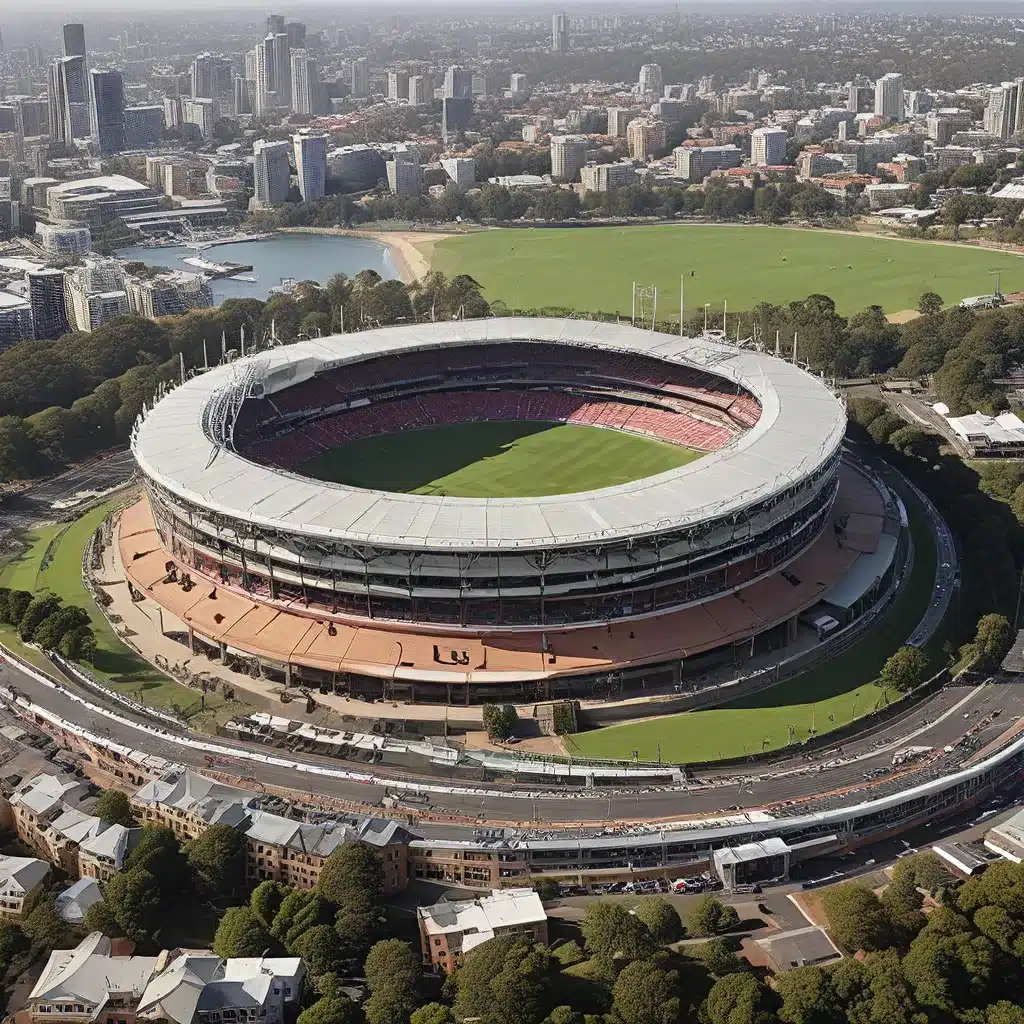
[432,225,1023,317]
[1,502,234,727]
[568,489,941,763]
[300,421,701,498]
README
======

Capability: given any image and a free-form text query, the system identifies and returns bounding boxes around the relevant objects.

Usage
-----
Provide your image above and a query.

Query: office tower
[48,55,88,146]
[441,96,472,140]
[607,107,635,138]
[626,118,666,160]
[286,22,306,47]
[751,126,788,166]
[846,82,872,113]
[291,52,321,115]
[387,71,410,102]
[123,105,164,148]
[408,75,431,106]
[550,134,589,181]
[15,98,49,138]
[440,156,475,189]
[874,72,904,121]
[253,139,291,207]
[27,269,69,340]
[471,74,490,98]
[271,34,292,108]
[163,96,181,129]
[293,133,327,201]
[182,97,218,140]
[266,14,285,34]
[510,73,527,96]
[351,57,370,98]
[443,65,472,100]
[62,23,86,58]
[233,75,251,116]
[386,148,421,196]
[88,69,124,156]
[638,64,663,96]
[552,12,569,54]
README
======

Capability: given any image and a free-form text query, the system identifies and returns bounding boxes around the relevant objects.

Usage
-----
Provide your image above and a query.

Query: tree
[960,613,1012,670]
[882,873,926,942]
[3,590,32,625]
[579,900,655,961]
[688,895,740,938]
[250,879,287,929]
[918,292,944,316]
[291,923,344,977]
[82,899,122,937]
[364,939,421,1024]
[186,823,246,896]
[705,972,769,1024]
[93,789,138,827]
[887,426,939,462]
[18,594,63,642]
[454,935,557,1024]
[103,867,161,943]
[482,703,519,740]
[821,883,892,953]
[297,995,361,1024]
[775,965,840,1024]
[631,896,683,944]
[334,895,383,963]
[126,826,185,889]
[22,896,68,949]
[891,851,950,894]
[317,841,384,907]
[0,919,28,963]
[533,877,560,902]
[59,625,97,662]
[867,411,905,445]
[30,605,90,651]
[692,937,739,977]
[213,906,272,958]
[610,959,680,1024]
[411,1004,455,1024]
[880,646,929,693]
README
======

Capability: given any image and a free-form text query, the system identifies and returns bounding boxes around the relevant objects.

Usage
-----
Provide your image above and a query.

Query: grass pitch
[568,483,940,764]
[300,421,701,497]
[431,225,1024,316]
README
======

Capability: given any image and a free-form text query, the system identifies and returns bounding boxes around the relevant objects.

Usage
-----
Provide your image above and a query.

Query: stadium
[122,317,884,706]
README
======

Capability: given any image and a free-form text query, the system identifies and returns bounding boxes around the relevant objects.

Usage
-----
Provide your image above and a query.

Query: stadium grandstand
[124,318,891,705]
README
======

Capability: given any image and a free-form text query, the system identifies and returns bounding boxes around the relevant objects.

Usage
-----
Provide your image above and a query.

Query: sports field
[299,421,701,497]
[568,482,941,763]
[431,225,1024,316]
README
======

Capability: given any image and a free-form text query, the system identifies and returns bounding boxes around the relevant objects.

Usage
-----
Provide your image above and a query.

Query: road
[3,646,1024,839]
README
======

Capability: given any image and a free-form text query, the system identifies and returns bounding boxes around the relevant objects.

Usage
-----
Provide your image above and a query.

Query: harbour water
[116,232,399,304]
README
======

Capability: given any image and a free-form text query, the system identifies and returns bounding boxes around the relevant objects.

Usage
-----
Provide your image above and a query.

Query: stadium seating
[246,388,736,469]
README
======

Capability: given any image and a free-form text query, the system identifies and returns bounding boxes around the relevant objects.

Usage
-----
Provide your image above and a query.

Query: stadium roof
[132,318,846,552]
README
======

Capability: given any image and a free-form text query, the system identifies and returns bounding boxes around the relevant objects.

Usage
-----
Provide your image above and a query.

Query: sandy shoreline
[279,226,459,284]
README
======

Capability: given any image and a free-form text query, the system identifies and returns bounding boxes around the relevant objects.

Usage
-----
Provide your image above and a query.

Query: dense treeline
[0,271,487,484]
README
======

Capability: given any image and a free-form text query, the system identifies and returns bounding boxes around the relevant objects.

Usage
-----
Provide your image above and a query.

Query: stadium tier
[126,318,862,702]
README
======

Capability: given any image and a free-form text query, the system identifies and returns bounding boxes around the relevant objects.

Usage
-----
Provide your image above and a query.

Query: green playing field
[298,420,701,497]
[431,225,1023,316]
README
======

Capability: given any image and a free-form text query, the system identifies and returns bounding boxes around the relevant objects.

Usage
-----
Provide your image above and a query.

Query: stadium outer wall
[126,318,859,705]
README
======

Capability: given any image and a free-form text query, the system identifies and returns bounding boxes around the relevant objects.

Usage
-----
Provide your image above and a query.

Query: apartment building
[417,888,547,973]
[580,162,636,193]
[0,855,50,922]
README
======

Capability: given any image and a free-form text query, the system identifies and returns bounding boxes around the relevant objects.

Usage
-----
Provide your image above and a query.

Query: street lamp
[703,303,711,333]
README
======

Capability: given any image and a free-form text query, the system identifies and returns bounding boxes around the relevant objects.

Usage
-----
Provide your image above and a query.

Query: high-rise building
[286,22,306,48]
[163,96,181,129]
[443,65,472,100]
[638,64,663,96]
[290,52,321,115]
[441,156,475,189]
[48,55,88,146]
[441,96,472,140]
[266,14,286,34]
[88,69,124,156]
[14,98,49,138]
[27,269,69,340]
[351,57,370,98]
[293,133,327,201]
[984,81,1022,141]
[123,105,164,149]
[233,75,252,116]
[626,118,666,160]
[580,162,635,193]
[163,162,188,197]
[190,54,231,101]
[271,34,292,108]
[751,126,788,167]
[253,139,291,207]
[874,73,904,121]
[550,134,589,181]
[674,144,742,182]
[551,13,569,54]
[510,73,527,96]
[62,23,86,58]
[408,75,431,106]
[846,82,873,114]
[387,71,410,102]
[386,148,421,196]
[607,107,636,138]
[182,97,218,141]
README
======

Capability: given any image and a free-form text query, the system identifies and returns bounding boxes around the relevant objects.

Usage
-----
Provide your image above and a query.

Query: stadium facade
[126,318,873,705]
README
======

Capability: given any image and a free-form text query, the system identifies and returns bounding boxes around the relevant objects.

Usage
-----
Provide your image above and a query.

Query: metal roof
[133,318,846,553]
